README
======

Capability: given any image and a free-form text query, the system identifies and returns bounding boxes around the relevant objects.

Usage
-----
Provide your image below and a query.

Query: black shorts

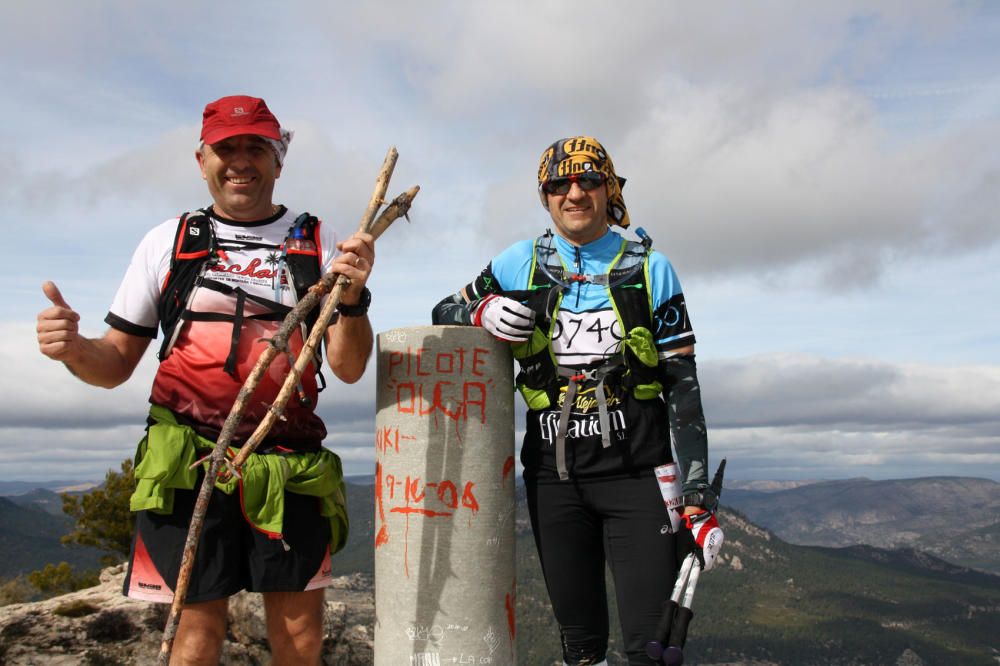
[123,478,333,604]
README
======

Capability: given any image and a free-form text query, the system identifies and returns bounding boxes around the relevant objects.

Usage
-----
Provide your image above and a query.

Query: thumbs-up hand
[37,281,83,361]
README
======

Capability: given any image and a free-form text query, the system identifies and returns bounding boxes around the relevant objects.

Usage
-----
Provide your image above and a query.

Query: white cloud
[6,318,997,483]
[713,426,1000,481]
[703,354,1000,480]
[5,1,996,289]
[617,82,999,283]
[703,353,1000,428]
[2,1,998,484]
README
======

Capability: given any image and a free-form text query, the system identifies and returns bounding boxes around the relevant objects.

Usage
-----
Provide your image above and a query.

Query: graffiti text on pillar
[383,473,480,518]
[385,346,495,429]
[375,425,416,455]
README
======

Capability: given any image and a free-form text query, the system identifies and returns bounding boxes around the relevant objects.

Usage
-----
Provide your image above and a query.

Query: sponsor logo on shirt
[537,409,627,444]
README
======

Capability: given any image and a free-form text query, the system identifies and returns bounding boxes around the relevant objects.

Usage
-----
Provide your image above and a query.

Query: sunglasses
[541,172,606,195]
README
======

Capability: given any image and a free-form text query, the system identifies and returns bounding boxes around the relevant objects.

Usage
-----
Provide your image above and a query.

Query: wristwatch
[683,492,705,508]
[683,486,719,513]
[336,287,371,317]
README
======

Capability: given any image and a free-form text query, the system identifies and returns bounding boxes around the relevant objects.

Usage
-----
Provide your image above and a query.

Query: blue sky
[1,1,997,483]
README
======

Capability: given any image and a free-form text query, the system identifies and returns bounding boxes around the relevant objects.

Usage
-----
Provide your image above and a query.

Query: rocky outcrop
[0,565,374,665]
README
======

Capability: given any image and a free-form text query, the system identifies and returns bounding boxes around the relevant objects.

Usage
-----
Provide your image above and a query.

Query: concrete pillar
[374,326,517,666]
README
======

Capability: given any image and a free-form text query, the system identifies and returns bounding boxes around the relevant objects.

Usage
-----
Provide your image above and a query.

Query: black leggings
[526,472,680,665]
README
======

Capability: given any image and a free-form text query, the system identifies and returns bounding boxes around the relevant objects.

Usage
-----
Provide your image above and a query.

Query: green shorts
[123,473,333,604]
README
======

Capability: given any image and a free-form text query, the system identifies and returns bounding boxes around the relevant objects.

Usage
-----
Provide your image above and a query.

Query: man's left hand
[333,232,375,304]
[681,508,724,571]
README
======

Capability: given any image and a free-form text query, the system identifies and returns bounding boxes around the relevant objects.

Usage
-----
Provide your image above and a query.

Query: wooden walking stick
[158,147,416,664]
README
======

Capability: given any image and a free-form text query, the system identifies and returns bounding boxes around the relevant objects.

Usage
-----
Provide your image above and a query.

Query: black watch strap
[683,492,704,508]
[684,487,720,513]
[336,287,371,317]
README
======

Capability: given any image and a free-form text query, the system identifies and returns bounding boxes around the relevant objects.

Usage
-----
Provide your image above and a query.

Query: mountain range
[326,478,999,665]
[2,476,998,664]
[0,495,103,579]
[723,476,1000,574]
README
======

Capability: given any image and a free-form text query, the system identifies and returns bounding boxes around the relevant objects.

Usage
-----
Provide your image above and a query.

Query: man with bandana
[36,95,375,664]
[433,137,720,665]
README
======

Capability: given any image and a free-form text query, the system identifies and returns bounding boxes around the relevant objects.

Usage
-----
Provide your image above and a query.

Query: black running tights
[526,473,680,665]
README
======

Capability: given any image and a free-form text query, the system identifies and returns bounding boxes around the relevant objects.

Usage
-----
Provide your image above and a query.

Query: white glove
[472,295,535,342]
[685,511,724,571]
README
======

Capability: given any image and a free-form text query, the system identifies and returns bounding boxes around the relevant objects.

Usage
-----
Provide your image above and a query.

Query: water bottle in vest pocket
[654,462,684,534]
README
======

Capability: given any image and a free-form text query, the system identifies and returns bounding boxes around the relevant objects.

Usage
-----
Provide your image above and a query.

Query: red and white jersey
[106,207,340,449]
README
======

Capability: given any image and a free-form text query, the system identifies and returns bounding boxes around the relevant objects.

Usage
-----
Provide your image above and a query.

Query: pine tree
[60,458,135,565]
[27,562,99,596]
[0,575,34,606]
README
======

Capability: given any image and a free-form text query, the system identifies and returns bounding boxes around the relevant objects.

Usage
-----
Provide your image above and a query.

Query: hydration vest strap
[534,231,650,293]
[283,213,326,392]
[158,209,324,399]
[224,290,247,376]
[159,263,208,361]
[274,213,310,302]
[553,358,623,481]
[195,276,292,313]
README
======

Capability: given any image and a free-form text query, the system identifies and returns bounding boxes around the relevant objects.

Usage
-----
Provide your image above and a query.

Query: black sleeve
[105,312,158,338]
[464,262,504,302]
[430,263,503,325]
[652,293,696,352]
[432,292,472,325]
[660,354,709,493]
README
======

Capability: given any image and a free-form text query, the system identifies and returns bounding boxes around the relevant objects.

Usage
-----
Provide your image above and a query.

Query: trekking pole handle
[645,552,698,661]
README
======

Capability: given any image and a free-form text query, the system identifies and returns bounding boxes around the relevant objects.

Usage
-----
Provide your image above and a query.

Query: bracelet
[336,287,371,317]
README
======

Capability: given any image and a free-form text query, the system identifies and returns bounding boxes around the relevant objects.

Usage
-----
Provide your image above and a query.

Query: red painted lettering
[376,426,400,454]
[416,347,432,376]
[406,476,425,504]
[375,462,389,548]
[472,347,488,376]
[396,383,415,413]
[390,507,452,517]
[434,381,462,421]
[437,480,458,509]
[388,351,404,378]
[436,352,453,374]
[461,482,479,513]
[463,382,487,423]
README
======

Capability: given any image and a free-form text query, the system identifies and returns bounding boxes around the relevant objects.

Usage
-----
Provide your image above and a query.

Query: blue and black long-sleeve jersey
[434,228,708,489]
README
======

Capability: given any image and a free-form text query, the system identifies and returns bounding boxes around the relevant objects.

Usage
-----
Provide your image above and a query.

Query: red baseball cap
[200,95,281,145]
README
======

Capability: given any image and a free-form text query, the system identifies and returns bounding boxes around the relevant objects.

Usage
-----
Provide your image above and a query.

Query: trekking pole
[158,147,417,664]
[645,459,727,665]
[646,552,698,664]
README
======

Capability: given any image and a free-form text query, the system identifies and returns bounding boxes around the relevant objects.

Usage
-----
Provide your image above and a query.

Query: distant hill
[726,478,825,492]
[675,511,999,666]
[329,482,376,577]
[4,488,68,516]
[0,497,104,579]
[724,476,1000,574]
[0,480,96,496]
[333,480,1000,665]
[4,476,998,664]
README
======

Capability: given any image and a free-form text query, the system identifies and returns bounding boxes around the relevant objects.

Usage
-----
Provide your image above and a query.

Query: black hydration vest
[156,208,324,384]
[505,229,663,480]
[505,229,660,408]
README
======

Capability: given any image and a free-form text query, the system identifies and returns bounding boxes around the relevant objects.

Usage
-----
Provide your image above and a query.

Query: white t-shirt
[106,207,340,449]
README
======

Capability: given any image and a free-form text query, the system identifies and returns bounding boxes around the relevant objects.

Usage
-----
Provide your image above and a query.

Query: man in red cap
[36,95,375,664]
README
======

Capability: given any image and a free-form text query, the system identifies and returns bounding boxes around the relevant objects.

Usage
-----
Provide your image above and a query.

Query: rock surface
[0,565,374,665]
